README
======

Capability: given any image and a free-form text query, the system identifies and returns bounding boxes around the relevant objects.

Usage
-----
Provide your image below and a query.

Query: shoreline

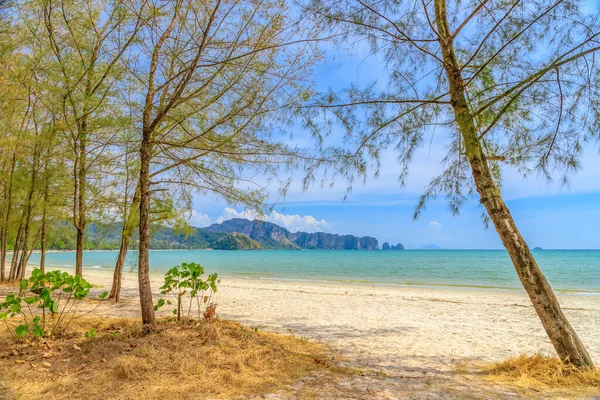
[24,263,600,297]
[15,248,600,252]
[21,249,600,297]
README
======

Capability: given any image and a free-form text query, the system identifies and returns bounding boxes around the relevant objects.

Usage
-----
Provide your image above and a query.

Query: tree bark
[40,182,48,273]
[23,225,42,275]
[434,0,593,368]
[9,219,24,281]
[0,152,16,281]
[40,213,47,273]
[75,225,84,275]
[75,124,86,277]
[109,184,140,301]
[109,232,130,302]
[17,142,40,281]
[137,128,156,326]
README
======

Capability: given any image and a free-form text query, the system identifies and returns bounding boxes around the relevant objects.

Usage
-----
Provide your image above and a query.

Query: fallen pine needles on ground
[0,317,342,400]
[483,353,600,396]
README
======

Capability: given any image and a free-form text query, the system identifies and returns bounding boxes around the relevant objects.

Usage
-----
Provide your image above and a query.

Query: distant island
[381,242,404,250]
[203,218,379,250]
[48,218,379,251]
[420,244,443,250]
[533,247,543,251]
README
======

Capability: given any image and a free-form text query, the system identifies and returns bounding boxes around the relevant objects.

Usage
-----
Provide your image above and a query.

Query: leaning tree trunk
[109,232,130,302]
[22,225,42,278]
[109,185,140,301]
[137,128,156,326]
[434,0,593,368]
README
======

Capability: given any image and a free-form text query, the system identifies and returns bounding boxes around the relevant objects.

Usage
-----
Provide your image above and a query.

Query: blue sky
[189,8,600,250]
[190,167,600,249]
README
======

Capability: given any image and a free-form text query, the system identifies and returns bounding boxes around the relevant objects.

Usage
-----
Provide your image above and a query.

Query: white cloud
[216,208,260,224]
[428,221,443,230]
[424,220,452,245]
[216,207,332,233]
[187,210,211,227]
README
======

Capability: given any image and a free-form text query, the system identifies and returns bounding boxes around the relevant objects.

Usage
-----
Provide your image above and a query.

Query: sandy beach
[32,267,597,399]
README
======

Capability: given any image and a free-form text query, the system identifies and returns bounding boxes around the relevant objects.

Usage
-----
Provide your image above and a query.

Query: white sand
[10,267,600,398]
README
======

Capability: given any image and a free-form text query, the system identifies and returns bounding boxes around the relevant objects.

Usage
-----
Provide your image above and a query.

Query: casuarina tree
[304,0,599,367]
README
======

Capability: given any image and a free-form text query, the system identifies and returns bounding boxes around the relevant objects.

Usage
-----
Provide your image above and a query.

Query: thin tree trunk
[75,225,84,275]
[75,74,92,277]
[434,0,593,368]
[0,152,16,281]
[109,133,138,301]
[109,184,140,301]
[75,126,86,277]
[23,225,42,275]
[17,241,28,281]
[138,129,155,326]
[4,96,32,282]
[9,219,24,281]
[41,119,56,273]
[40,213,47,273]
[17,142,40,281]
[136,1,180,327]
[109,232,130,302]
[40,171,49,273]
[0,156,7,281]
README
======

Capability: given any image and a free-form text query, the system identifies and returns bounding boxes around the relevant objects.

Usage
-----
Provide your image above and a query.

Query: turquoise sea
[25,249,600,294]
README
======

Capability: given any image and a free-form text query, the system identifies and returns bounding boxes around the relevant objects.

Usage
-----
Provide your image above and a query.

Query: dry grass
[0,317,343,399]
[0,281,19,288]
[484,353,600,395]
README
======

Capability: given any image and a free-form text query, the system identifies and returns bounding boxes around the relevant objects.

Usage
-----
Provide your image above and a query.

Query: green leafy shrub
[0,269,108,340]
[154,262,218,322]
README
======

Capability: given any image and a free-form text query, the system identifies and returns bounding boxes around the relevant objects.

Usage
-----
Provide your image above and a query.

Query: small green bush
[154,262,218,322]
[0,268,108,340]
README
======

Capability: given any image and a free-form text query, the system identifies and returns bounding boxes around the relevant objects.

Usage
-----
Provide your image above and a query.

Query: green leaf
[49,301,58,313]
[24,296,38,305]
[85,328,97,338]
[154,298,165,311]
[15,324,28,338]
[33,325,44,338]
[74,288,88,300]
[39,288,51,302]
[98,291,109,299]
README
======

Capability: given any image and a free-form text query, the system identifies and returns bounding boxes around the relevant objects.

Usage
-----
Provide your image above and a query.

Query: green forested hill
[39,218,379,251]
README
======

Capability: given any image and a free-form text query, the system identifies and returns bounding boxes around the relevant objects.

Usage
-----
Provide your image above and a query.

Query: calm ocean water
[25,249,600,294]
